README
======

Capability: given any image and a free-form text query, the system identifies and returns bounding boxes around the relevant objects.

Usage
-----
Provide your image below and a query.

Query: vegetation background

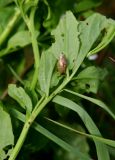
[0,0,115,160]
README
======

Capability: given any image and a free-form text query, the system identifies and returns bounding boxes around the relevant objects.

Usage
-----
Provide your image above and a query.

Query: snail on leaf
[57,53,67,74]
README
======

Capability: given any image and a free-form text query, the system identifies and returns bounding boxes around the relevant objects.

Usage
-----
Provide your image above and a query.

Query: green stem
[8,56,77,160]
[8,121,30,160]
[0,9,20,47]
[28,8,40,90]
[8,74,74,160]
[8,77,69,160]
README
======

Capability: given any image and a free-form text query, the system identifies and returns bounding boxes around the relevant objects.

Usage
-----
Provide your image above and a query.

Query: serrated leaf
[51,11,80,70]
[53,96,110,160]
[38,50,56,96]
[8,84,32,114]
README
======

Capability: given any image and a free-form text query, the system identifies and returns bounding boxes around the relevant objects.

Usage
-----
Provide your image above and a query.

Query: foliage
[0,0,115,160]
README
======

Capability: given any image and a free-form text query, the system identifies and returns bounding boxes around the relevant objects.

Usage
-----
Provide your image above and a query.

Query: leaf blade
[65,89,115,120]
[8,84,32,114]
[10,108,90,160]
[52,95,110,160]
[46,117,115,148]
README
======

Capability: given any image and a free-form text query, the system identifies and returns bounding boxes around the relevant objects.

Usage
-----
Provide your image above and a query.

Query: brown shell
[57,54,67,74]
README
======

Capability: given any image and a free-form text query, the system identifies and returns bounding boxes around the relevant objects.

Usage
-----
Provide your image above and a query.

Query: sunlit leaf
[88,19,115,56]
[51,11,80,70]
[38,50,56,96]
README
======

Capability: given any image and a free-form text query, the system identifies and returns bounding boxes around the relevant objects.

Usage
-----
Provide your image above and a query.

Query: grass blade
[46,117,115,148]
[10,108,90,160]
[53,95,110,160]
[64,89,115,120]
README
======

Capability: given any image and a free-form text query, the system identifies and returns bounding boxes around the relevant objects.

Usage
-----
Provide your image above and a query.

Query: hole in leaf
[85,83,90,89]
[3,145,13,154]
[4,156,9,160]
[61,33,64,37]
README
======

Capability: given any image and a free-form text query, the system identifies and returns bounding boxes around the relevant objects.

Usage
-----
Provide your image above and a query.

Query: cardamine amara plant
[0,0,115,160]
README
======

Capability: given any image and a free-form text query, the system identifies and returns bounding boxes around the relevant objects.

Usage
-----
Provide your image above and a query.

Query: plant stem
[28,7,40,90]
[8,121,30,160]
[8,77,68,160]
[8,97,49,160]
[0,9,20,47]
[30,31,40,90]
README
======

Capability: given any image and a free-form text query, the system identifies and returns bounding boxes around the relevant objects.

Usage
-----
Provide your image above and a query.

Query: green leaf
[79,13,107,55]
[0,6,15,35]
[88,19,115,56]
[10,108,90,160]
[74,13,107,72]
[0,0,13,7]
[38,50,56,96]
[46,118,115,148]
[8,84,32,114]
[73,66,108,93]
[74,0,101,13]
[76,66,107,80]
[0,102,14,159]
[7,31,33,49]
[0,30,39,58]
[64,89,115,120]
[45,120,90,160]
[50,72,62,88]
[53,95,110,160]
[51,11,80,70]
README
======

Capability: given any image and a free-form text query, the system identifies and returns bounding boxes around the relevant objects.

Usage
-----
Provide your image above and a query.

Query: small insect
[57,53,67,74]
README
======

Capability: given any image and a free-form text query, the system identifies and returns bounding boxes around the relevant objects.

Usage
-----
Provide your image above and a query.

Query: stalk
[0,9,20,46]
[8,121,30,160]
[8,77,70,160]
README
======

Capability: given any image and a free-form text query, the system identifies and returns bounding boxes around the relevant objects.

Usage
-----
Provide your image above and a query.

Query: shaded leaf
[8,84,32,114]
[8,31,32,49]
[53,95,110,160]
[64,89,115,120]
[76,66,107,80]
[73,66,108,93]
[0,6,15,35]
[0,0,13,7]
[10,108,90,160]
[88,19,115,56]
[0,102,14,159]
[74,0,101,13]
[46,118,115,148]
